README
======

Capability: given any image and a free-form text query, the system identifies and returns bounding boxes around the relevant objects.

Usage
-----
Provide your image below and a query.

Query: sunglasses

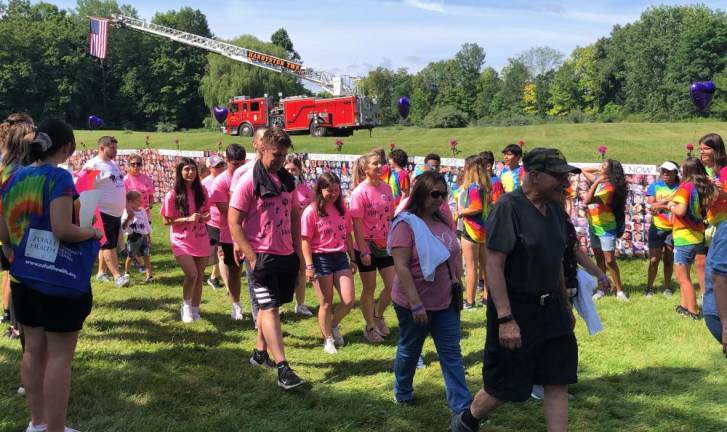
[429,190,447,199]
[129,162,142,167]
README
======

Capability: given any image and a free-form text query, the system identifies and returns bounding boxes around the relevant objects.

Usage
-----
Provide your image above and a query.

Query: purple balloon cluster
[689,81,716,112]
[87,115,103,129]
[398,96,410,119]
[213,106,228,123]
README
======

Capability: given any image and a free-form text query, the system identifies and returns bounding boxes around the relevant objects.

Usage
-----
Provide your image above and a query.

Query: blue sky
[51,0,727,77]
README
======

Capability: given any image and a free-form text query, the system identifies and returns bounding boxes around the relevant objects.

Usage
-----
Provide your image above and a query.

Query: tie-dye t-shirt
[500,166,524,193]
[671,181,705,247]
[387,168,410,208]
[646,180,680,231]
[0,164,77,250]
[587,181,617,237]
[706,166,727,228]
[458,182,487,243]
[490,175,505,204]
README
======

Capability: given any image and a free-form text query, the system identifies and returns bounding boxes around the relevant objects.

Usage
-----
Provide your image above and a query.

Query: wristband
[497,314,515,324]
[305,264,315,270]
[411,304,425,313]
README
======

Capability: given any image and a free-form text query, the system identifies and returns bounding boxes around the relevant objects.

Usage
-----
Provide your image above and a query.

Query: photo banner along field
[66,149,659,258]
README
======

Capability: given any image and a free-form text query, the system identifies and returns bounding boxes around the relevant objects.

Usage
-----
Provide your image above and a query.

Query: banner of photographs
[66,150,657,258]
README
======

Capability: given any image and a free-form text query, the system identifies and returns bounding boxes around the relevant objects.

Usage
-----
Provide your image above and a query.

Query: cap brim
[548,164,581,174]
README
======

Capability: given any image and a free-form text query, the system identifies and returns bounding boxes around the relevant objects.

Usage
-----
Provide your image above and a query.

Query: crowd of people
[0,113,725,432]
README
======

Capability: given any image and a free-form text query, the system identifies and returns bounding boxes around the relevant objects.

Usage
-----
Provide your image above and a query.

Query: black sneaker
[249,349,275,368]
[645,288,655,298]
[675,305,691,317]
[463,301,476,310]
[277,361,304,390]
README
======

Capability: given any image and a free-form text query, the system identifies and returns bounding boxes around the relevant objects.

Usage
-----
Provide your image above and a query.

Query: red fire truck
[225,95,378,137]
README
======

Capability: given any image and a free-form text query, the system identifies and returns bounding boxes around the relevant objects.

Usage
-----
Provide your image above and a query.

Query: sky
[49,0,727,78]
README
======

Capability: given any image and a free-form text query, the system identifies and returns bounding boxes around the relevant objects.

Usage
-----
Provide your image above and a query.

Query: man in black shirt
[452,148,581,432]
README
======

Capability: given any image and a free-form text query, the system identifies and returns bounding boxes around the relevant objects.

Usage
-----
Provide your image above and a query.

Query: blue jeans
[393,302,472,413]
[705,314,723,344]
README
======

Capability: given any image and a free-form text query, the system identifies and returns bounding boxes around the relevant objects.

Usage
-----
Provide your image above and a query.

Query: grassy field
[73,121,727,165]
[1,209,726,432]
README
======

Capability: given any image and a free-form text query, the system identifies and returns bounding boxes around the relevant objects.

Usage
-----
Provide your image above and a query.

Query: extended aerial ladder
[109,14,360,96]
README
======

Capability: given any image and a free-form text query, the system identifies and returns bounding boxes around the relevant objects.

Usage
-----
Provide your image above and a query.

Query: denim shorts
[674,244,707,265]
[647,224,673,250]
[313,252,351,276]
[589,231,616,252]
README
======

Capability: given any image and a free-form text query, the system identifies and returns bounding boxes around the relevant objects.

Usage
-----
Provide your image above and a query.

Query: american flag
[89,18,108,59]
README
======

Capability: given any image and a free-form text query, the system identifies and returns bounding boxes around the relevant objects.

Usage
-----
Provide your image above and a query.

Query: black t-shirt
[485,189,566,295]
[563,216,578,289]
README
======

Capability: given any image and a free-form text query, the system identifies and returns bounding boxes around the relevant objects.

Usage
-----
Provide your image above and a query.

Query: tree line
[0,1,725,130]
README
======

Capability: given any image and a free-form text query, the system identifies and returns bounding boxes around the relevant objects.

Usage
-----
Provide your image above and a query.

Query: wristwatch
[497,314,515,324]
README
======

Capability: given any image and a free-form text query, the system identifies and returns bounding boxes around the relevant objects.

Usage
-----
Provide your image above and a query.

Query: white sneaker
[331,324,344,346]
[616,291,629,301]
[231,303,243,320]
[295,303,313,316]
[95,273,111,283]
[191,306,201,321]
[530,384,545,400]
[25,422,47,432]
[114,274,130,288]
[180,304,194,323]
[323,337,338,354]
[663,289,674,297]
[592,290,606,300]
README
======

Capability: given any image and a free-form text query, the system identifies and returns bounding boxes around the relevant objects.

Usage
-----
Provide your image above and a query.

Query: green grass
[1,211,726,431]
[73,121,727,165]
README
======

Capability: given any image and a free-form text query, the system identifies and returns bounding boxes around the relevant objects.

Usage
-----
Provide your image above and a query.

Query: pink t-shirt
[349,180,394,242]
[230,159,256,194]
[229,170,294,255]
[395,197,455,229]
[123,173,154,210]
[160,186,210,257]
[390,220,461,311]
[202,175,221,229]
[210,170,234,243]
[293,182,314,209]
[301,203,352,254]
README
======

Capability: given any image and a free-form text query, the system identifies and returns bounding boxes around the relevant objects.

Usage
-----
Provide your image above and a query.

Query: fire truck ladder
[110,14,359,96]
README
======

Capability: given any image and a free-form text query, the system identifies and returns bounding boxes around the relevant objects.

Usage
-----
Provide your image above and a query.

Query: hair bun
[32,132,53,152]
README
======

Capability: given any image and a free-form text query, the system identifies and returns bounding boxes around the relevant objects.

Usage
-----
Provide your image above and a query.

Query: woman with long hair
[456,155,491,309]
[350,150,396,343]
[301,173,357,353]
[669,158,716,318]
[645,161,681,297]
[160,157,210,323]
[583,159,628,300]
[285,154,314,316]
[389,171,470,412]
[0,118,102,432]
[699,133,727,179]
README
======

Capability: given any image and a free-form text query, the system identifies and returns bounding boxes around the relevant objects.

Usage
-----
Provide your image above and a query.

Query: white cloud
[404,0,445,13]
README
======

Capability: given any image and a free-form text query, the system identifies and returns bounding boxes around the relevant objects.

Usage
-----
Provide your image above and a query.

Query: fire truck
[109,15,380,136]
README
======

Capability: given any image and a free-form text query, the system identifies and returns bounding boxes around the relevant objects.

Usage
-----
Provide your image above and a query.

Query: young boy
[122,191,153,283]
[500,143,524,193]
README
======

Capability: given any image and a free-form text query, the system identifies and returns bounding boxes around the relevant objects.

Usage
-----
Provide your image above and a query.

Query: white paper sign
[79,190,102,228]
[24,229,59,263]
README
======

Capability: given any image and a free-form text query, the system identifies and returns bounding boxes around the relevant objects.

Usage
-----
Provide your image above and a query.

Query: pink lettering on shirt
[301,202,352,254]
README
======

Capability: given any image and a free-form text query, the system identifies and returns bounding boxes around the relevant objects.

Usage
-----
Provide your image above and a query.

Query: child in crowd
[499,143,524,192]
[387,148,411,208]
[122,191,153,283]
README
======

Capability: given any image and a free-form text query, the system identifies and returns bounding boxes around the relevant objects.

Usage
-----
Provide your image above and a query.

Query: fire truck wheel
[310,123,327,137]
[239,123,254,137]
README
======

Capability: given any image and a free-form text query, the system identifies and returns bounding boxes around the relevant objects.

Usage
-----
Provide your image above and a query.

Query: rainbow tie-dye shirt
[672,181,705,247]
[500,166,524,193]
[387,168,410,208]
[587,182,617,237]
[646,180,679,231]
[458,182,488,243]
[706,166,727,228]
[0,165,77,250]
[490,175,505,204]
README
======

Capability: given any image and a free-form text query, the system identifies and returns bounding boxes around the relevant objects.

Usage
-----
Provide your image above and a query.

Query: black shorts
[207,225,220,246]
[483,296,578,402]
[354,249,394,272]
[219,242,238,267]
[100,212,121,250]
[250,253,299,310]
[0,247,10,271]
[648,224,673,250]
[11,281,92,333]
[126,233,150,258]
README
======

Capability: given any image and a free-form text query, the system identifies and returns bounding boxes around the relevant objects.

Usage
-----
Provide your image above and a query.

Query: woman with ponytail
[0,118,102,432]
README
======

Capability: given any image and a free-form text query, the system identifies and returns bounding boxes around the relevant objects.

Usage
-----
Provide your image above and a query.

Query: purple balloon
[689,81,716,112]
[213,106,229,123]
[398,96,411,119]
[87,115,103,129]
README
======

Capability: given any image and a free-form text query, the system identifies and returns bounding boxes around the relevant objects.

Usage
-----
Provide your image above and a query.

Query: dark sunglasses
[129,162,143,167]
[429,190,447,199]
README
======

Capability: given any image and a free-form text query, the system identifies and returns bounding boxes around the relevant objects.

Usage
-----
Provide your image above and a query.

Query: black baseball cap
[522,148,581,174]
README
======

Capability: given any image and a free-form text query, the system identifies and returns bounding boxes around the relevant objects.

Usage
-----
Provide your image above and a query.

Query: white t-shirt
[121,209,151,236]
[82,156,126,217]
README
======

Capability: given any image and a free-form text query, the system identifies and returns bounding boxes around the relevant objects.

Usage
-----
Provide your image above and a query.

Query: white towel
[387,212,450,282]
[574,268,604,335]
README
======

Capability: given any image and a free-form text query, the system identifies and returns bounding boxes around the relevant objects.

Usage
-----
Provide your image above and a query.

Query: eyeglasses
[429,190,447,199]
[129,162,142,167]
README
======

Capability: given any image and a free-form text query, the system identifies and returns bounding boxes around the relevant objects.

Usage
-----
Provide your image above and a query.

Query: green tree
[497,58,529,114]
[474,67,502,118]
[270,28,300,61]
[517,46,564,78]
